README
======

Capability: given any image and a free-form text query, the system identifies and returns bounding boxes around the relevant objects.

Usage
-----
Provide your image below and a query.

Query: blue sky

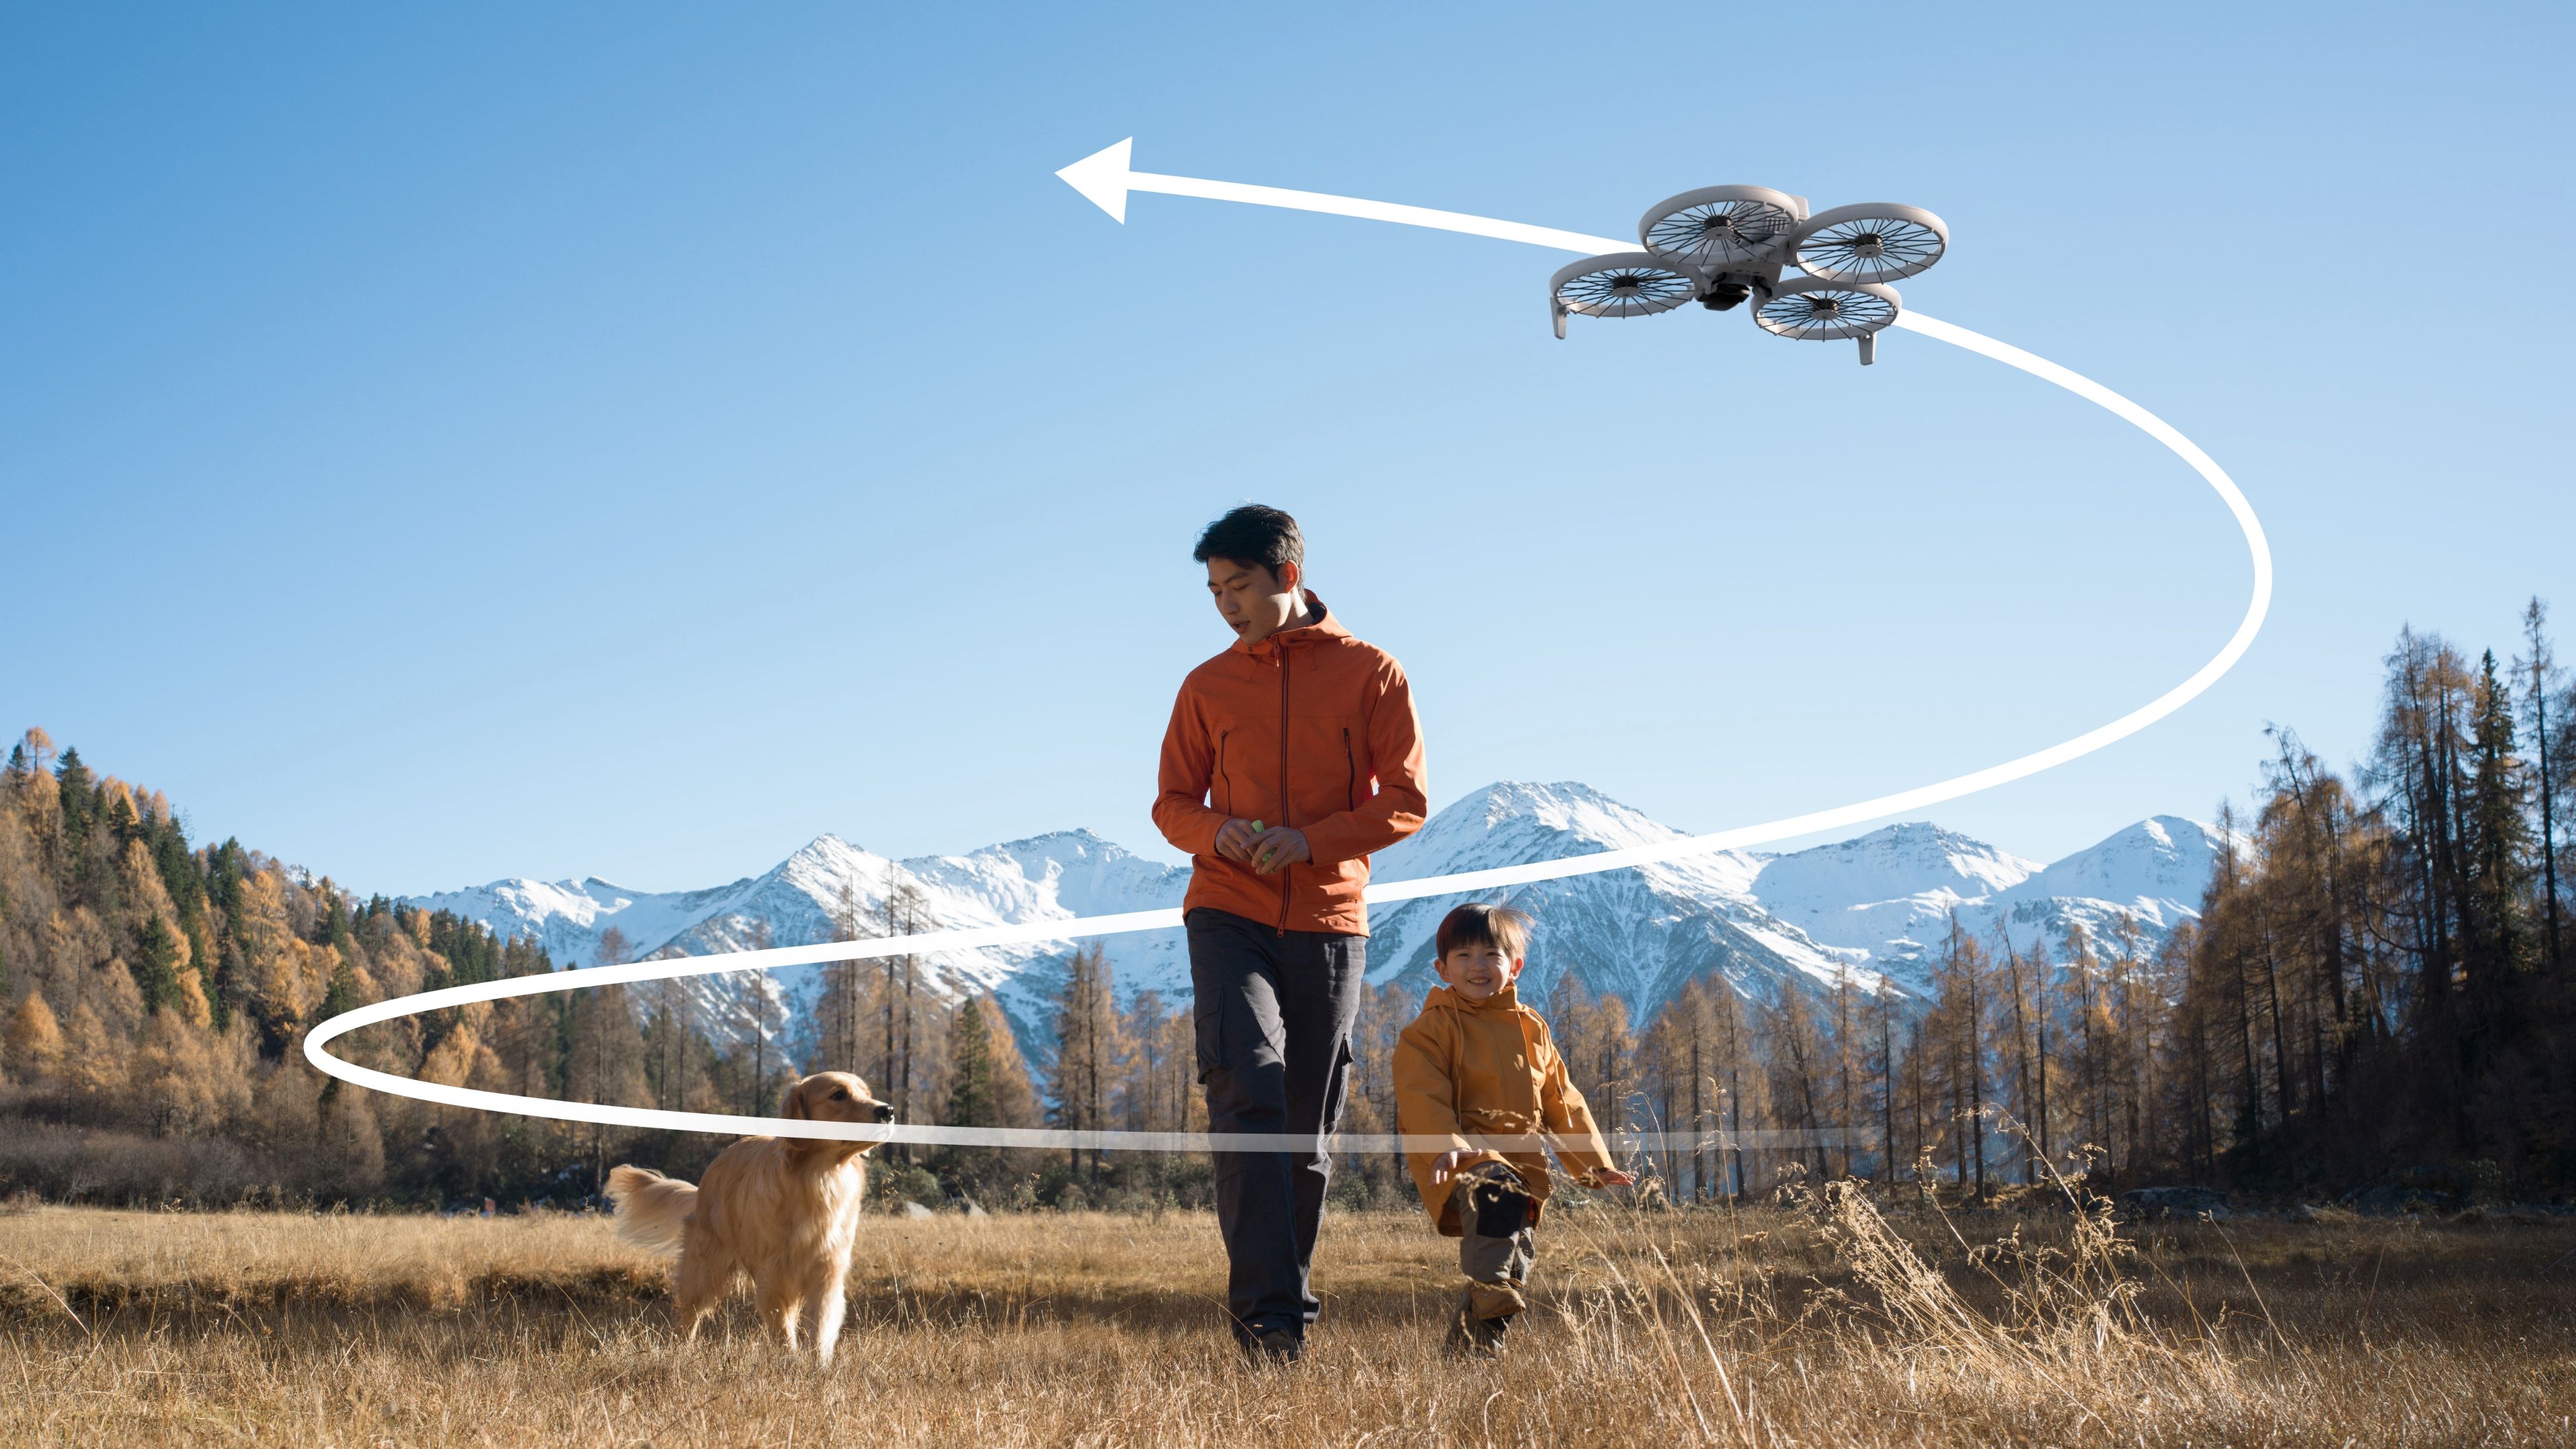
[5,3,2569,896]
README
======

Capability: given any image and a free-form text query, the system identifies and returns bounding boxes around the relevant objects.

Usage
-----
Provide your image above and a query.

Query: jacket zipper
[1277,646,1291,930]
[1343,727,1356,811]
[1217,730,1230,818]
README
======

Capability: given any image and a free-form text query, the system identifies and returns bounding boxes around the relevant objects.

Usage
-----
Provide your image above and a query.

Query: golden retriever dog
[605,1071,895,1363]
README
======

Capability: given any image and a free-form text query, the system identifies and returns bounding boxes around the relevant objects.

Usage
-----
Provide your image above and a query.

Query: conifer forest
[5,604,2571,1213]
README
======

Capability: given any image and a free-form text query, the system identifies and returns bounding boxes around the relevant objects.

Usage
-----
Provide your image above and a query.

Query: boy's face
[1436,941,1521,1002]
[1205,556,1303,646]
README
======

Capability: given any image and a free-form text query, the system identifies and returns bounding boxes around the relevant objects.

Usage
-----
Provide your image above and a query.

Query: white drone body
[1550,186,1947,364]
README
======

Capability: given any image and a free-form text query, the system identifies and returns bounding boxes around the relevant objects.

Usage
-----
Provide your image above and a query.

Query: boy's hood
[1424,982,1525,1015]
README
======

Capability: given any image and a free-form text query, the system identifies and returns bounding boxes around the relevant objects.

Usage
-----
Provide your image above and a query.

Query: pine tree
[946,990,1000,1128]
[939,992,1041,1197]
[2519,599,2563,975]
[1046,942,1125,1185]
[2466,651,2534,993]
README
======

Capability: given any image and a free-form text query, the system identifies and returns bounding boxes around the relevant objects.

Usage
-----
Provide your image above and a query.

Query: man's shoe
[1244,1326,1303,1365]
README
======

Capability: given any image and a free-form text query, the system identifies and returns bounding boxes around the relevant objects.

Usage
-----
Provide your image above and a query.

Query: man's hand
[1246,826,1311,875]
[1428,1149,1469,1189]
[1214,818,1263,863]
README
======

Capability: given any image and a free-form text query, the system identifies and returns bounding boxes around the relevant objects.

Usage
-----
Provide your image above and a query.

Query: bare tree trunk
[1876,985,1896,1182]
[2000,929,2036,1184]
[1688,1014,1706,1201]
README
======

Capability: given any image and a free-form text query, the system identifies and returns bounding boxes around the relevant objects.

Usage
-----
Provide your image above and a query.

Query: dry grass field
[3,1188,2572,1447]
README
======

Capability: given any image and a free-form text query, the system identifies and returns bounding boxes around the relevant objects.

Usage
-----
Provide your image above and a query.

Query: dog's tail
[604,1164,696,1255]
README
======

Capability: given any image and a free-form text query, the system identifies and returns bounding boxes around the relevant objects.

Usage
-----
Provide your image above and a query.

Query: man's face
[1204,556,1303,646]
[1436,943,1521,1002]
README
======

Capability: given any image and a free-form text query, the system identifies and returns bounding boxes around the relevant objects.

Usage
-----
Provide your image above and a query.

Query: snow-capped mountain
[1743,813,2226,977]
[403,784,2229,1047]
[1363,782,1838,1014]
[406,830,1192,1048]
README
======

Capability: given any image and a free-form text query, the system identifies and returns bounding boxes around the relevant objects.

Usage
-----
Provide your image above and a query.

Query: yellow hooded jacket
[1393,982,1617,1236]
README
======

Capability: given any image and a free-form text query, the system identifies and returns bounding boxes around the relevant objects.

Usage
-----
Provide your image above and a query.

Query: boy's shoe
[1466,1281,1528,1321]
[1444,1285,1521,1358]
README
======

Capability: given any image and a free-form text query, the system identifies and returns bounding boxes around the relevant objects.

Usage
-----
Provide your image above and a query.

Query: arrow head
[1056,138,1134,223]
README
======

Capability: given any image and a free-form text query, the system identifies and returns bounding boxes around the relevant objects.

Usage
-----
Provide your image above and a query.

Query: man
[1153,503,1428,1361]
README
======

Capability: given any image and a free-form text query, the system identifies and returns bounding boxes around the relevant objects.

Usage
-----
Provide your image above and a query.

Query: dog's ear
[782,1078,811,1120]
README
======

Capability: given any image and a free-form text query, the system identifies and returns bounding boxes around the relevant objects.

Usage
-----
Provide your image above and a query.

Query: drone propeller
[1788,203,1947,284]
[1547,252,1702,339]
[1752,276,1902,364]
[1636,185,1807,270]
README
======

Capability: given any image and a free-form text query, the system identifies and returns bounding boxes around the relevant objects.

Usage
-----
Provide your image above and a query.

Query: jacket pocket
[1286,714,1364,829]
[1193,999,1223,1083]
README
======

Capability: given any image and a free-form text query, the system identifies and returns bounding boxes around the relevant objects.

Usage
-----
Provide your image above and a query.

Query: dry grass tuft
[4,1191,2572,1446]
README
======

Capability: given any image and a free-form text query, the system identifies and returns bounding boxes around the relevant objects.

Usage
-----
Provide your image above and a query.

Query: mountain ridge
[403,782,2229,1049]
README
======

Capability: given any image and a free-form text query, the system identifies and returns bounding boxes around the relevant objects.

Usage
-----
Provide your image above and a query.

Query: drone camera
[1695,270,1773,312]
[1698,280,1750,311]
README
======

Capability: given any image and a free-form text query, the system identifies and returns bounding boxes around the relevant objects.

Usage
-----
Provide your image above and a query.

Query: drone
[1548,187,1947,364]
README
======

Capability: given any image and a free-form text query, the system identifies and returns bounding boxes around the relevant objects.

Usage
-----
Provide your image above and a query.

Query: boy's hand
[1214,818,1263,863]
[1246,826,1311,875]
[1588,1169,1638,1188]
[1428,1149,1469,1188]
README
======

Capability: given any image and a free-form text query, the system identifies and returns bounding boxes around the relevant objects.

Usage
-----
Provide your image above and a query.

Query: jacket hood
[1424,982,1524,1016]
[1231,591,1350,657]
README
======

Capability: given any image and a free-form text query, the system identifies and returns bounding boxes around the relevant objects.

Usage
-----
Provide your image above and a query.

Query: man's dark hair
[1193,504,1305,578]
[1436,902,1533,962]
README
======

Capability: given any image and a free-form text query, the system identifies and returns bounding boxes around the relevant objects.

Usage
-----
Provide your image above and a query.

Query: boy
[1394,903,1633,1354]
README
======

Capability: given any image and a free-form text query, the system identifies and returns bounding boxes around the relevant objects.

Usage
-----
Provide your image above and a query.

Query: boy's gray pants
[1454,1171,1537,1287]
[1187,907,1364,1344]
[1463,1212,1535,1279]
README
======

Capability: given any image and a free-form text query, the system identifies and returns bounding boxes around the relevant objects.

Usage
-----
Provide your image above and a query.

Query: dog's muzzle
[871,1102,896,1124]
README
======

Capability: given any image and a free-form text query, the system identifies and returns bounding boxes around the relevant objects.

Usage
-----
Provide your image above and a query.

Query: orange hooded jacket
[1393,982,1618,1236]
[1152,592,1427,936]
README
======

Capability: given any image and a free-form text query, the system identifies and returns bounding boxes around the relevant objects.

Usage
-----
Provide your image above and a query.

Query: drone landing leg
[1857,333,1876,366]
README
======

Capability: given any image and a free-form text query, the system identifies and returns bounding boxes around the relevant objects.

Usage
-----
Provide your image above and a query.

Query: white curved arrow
[302,143,2269,1151]
[1057,137,1635,254]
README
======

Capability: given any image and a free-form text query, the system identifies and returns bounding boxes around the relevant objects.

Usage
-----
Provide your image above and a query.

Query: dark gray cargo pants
[1187,907,1364,1344]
